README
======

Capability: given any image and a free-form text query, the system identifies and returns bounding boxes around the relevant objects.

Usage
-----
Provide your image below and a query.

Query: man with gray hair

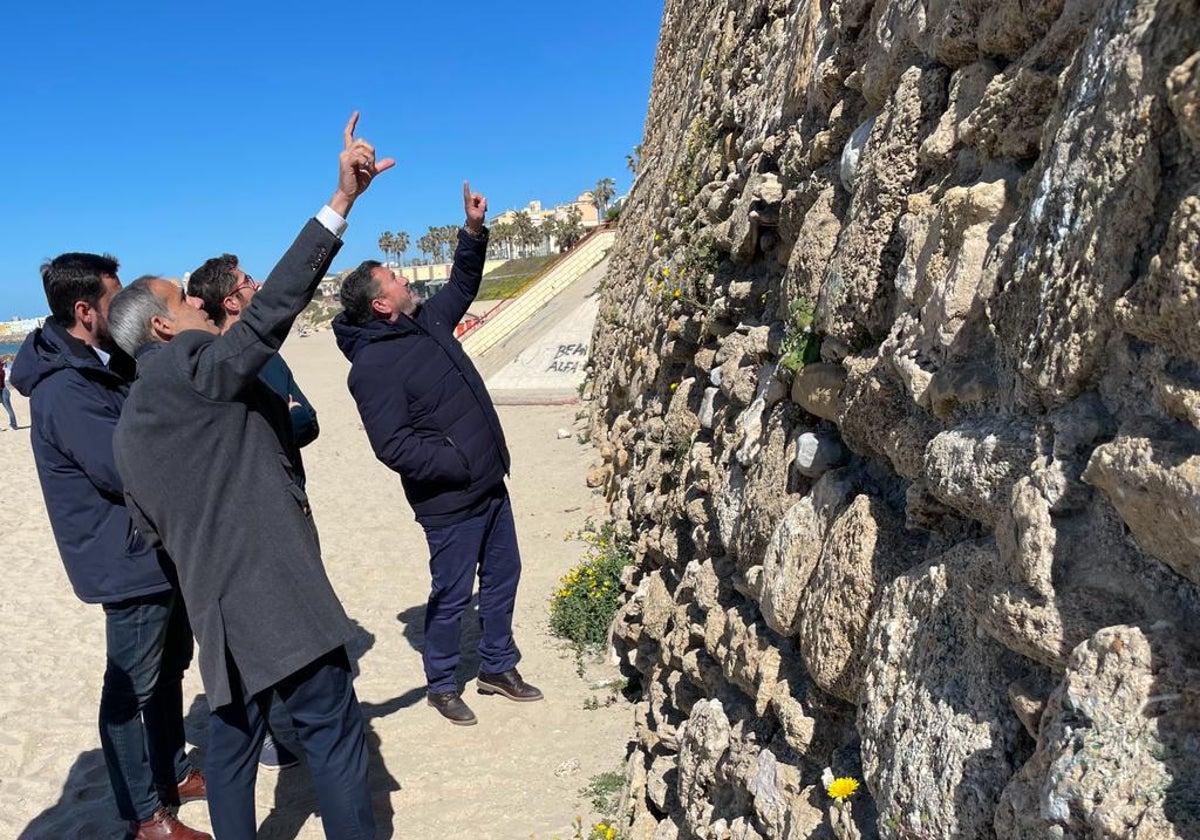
[109,113,392,840]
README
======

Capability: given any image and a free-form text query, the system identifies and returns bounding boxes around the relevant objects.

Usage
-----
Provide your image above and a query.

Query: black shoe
[427,690,478,725]
[259,732,300,770]
[476,668,544,702]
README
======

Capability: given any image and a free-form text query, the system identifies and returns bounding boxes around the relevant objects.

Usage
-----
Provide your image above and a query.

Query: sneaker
[476,668,544,702]
[259,732,300,770]
[427,690,478,725]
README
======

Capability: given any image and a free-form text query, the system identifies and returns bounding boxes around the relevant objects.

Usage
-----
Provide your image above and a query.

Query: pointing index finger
[463,181,472,205]
[344,112,360,149]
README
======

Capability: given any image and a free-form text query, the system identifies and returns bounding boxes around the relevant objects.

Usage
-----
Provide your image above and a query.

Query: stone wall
[585,1,1200,838]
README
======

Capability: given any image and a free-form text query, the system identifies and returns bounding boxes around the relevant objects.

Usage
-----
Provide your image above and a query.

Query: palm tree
[626,144,642,176]
[593,177,616,219]
[511,211,537,258]
[395,231,409,266]
[424,226,443,263]
[440,224,459,262]
[488,222,513,260]
[417,232,436,264]
[556,206,585,250]
[541,215,558,254]
[378,231,394,265]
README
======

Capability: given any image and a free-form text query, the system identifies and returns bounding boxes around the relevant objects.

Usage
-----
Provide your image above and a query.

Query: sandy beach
[0,330,632,839]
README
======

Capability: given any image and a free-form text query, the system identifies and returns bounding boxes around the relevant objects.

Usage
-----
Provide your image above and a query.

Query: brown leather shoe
[157,768,206,806]
[130,807,212,840]
[427,690,478,725]
[476,668,544,702]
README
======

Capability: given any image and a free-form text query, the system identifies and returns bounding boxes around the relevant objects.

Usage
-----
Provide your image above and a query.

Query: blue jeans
[206,647,374,840]
[421,489,522,693]
[1,387,16,429]
[99,589,194,821]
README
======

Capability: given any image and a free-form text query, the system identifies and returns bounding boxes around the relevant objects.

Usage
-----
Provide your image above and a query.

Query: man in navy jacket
[333,182,543,726]
[11,254,209,840]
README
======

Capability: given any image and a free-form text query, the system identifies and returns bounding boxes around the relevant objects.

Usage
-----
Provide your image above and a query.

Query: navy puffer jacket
[334,229,509,525]
[10,321,172,603]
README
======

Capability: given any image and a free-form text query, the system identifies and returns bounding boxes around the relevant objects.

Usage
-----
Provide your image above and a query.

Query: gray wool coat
[114,218,355,710]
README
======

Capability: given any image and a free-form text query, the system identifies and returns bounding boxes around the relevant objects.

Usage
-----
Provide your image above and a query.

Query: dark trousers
[205,647,374,840]
[99,589,194,821]
[421,489,522,693]
[1,387,16,429]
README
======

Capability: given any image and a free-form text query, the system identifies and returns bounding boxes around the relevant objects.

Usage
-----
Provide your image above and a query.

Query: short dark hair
[187,254,239,327]
[40,252,119,327]
[339,260,384,325]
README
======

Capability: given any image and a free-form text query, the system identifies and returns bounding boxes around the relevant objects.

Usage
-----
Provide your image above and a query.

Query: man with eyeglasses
[186,258,318,771]
[107,113,392,839]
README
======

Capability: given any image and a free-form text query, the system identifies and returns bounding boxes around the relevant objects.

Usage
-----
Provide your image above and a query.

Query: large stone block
[860,546,1030,840]
[995,624,1200,840]
[789,362,847,421]
[759,470,857,637]
[1084,433,1200,587]
[923,418,1036,526]
[796,494,924,703]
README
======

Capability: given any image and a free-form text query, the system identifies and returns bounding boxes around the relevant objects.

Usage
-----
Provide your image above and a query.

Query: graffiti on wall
[546,343,588,373]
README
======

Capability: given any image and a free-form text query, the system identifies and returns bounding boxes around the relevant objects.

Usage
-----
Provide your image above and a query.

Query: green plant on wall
[780,298,821,372]
[646,235,720,313]
[666,115,720,206]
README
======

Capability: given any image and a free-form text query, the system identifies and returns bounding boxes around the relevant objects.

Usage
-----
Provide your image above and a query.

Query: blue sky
[0,1,663,319]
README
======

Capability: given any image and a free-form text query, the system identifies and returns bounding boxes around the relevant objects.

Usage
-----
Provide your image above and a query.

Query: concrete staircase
[460,227,616,358]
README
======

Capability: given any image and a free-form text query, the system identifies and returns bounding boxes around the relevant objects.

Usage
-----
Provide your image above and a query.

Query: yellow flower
[673,289,681,298]
[607,829,616,840]
[826,777,859,801]
[662,267,670,276]
[669,382,678,391]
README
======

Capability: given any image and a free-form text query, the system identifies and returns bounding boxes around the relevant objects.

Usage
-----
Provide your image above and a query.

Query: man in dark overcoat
[108,114,392,840]
[332,182,543,727]
[187,250,322,771]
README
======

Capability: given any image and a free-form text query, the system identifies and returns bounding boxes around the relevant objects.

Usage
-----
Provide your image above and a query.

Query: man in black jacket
[11,255,209,840]
[109,114,391,840]
[333,182,543,727]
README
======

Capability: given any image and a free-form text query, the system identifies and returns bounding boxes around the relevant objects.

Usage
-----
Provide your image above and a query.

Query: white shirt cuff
[315,205,348,238]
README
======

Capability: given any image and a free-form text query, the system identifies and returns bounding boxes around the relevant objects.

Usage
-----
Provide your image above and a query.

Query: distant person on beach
[9,256,208,840]
[1,354,18,429]
[333,182,544,727]
[107,113,390,840]
[187,253,320,771]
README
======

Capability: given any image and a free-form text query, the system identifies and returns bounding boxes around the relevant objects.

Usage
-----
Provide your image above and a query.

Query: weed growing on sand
[550,772,630,840]
[550,521,631,650]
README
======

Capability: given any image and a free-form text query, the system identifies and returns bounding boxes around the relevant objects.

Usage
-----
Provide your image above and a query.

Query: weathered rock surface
[995,624,1200,840]
[586,0,1200,837]
[860,547,1033,840]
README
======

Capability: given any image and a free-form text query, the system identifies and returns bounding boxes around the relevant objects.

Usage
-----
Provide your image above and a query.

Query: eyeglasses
[225,275,260,299]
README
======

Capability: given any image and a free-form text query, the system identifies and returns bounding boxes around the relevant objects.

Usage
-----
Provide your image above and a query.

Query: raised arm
[190,113,395,401]
[425,181,489,327]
